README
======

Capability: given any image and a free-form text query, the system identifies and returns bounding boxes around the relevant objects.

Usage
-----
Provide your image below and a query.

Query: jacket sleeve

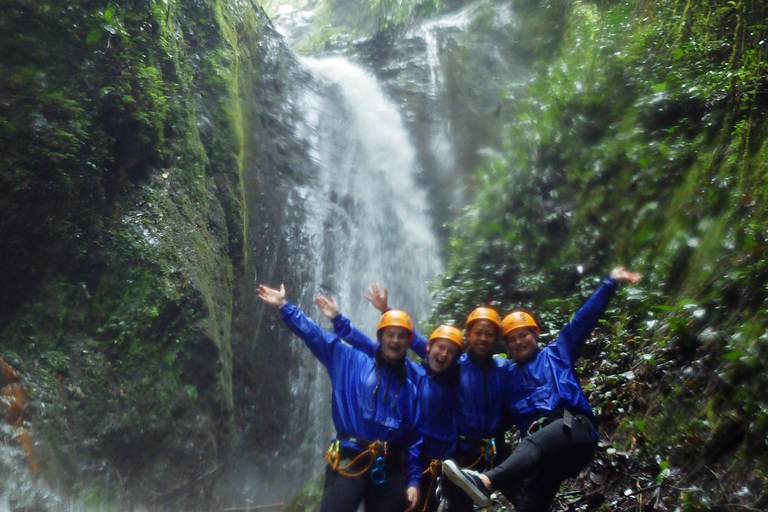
[331,314,378,356]
[410,329,429,359]
[279,302,340,369]
[405,382,424,488]
[554,276,617,362]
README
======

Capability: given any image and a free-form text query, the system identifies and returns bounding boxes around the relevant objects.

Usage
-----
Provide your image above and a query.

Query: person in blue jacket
[257,283,423,512]
[442,266,642,512]
[316,294,462,512]
[366,284,509,512]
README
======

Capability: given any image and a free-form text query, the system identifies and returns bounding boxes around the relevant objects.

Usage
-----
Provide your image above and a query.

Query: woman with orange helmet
[442,266,642,512]
[258,283,422,512]
[316,293,462,512]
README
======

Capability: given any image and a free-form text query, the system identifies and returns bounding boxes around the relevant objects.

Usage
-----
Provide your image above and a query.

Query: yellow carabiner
[324,440,341,469]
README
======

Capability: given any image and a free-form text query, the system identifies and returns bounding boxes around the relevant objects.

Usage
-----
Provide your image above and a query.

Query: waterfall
[299,55,441,322]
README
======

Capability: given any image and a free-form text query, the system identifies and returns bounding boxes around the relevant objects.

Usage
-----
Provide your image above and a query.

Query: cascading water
[299,55,441,321]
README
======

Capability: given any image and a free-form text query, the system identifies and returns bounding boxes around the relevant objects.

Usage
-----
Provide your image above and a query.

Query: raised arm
[365,283,428,358]
[556,266,643,360]
[258,284,339,367]
[316,295,379,357]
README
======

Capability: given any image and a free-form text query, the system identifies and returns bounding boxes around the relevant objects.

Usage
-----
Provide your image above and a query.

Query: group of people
[257,266,642,512]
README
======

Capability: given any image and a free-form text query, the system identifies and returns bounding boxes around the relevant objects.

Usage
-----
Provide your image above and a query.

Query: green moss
[0,0,267,500]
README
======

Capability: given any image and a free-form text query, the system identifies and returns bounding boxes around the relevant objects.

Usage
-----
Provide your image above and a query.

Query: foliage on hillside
[431,0,768,508]
[0,0,266,504]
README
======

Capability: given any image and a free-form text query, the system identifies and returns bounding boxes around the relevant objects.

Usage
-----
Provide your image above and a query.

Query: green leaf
[185,384,199,401]
[652,82,668,93]
[104,8,114,21]
[722,350,742,361]
[86,29,102,45]
[673,48,684,60]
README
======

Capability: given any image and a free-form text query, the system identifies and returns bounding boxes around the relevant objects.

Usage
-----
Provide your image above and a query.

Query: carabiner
[370,456,386,484]
[484,438,497,461]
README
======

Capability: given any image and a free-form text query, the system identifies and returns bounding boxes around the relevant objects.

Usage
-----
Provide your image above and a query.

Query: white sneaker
[442,460,491,506]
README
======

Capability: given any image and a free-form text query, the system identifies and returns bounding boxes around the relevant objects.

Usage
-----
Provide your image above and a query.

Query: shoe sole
[442,460,490,506]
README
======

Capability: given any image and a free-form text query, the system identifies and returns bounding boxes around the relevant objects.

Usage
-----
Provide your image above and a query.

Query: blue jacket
[332,315,458,463]
[506,276,617,433]
[280,303,423,487]
[411,331,508,455]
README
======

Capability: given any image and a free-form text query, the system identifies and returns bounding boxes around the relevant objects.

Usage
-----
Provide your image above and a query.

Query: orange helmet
[377,310,414,342]
[428,325,463,350]
[465,307,501,333]
[502,311,540,336]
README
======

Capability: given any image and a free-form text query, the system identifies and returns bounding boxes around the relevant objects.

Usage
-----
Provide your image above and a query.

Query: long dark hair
[370,347,407,411]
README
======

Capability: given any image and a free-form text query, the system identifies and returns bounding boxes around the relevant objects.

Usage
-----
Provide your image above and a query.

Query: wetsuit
[486,276,618,512]
[332,314,458,512]
[280,303,422,512]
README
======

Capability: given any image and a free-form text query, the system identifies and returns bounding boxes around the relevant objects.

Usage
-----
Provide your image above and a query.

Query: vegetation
[430,0,768,508]
[0,0,265,504]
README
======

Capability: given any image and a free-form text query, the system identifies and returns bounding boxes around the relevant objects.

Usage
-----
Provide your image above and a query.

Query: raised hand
[364,282,389,313]
[257,283,287,308]
[610,266,643,284]
[316,295,340,319]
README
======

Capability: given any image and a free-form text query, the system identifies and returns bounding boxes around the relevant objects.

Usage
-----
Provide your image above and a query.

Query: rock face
[0,0,288,507]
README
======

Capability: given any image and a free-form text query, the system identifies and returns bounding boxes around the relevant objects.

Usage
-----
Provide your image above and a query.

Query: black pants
[319,455,406,512]
[484,415,596,512]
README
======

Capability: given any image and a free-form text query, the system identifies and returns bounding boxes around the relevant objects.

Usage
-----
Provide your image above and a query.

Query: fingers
[364,283,379,302]
[257,283,275,298]
[257,284,278,306]
[257,283,287,307]
[610,266,643,284]
[404,487,418,512]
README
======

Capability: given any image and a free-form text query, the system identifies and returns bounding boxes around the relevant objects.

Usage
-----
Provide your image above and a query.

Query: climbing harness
[527,408,575,436]
[370,454,386,484]
[484,438,497,461]
[324,438,388,483]
[461,437,497,470]
[420,460,442,512]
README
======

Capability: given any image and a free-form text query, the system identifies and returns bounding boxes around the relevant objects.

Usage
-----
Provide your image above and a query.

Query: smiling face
[505,326,539,363]
[466,319,498,358]
[379,326,410,362]
[426,338,461,373]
